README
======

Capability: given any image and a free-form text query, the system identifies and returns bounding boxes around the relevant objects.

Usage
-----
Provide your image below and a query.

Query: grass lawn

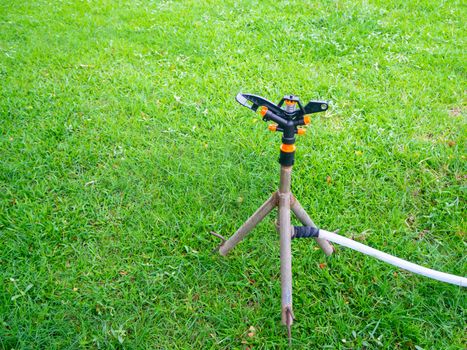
[1,0,465,348]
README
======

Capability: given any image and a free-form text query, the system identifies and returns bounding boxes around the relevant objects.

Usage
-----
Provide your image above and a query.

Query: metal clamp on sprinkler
[235,93,328,166]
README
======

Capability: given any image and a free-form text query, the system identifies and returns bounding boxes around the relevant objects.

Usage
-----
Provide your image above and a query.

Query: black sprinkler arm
[235,92,329,166]
[236,92,329,119]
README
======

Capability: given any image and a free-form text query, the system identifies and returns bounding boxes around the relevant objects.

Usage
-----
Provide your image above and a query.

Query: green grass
[1,0,466,348]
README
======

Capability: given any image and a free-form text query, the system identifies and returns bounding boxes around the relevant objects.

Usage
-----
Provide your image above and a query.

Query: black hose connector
[279,150,295,166]
[292,226,319,239]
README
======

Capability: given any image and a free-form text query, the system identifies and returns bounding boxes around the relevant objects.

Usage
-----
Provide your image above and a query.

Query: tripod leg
[291,195,334,256]
[277,165,294,332]
[219,192,278,256]
[279,192,293,326]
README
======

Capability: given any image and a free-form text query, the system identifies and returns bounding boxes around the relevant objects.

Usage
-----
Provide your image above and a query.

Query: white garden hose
[318,229,467,287]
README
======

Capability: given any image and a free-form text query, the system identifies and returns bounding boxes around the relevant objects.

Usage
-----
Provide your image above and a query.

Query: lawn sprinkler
[211,93,467,344]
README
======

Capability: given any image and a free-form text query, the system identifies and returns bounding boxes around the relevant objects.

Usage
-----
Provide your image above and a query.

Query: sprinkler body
[235,93,328,166]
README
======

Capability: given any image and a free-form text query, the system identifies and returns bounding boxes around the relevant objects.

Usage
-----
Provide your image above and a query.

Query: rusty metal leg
[219,193,278,256]
[291,195,334,256]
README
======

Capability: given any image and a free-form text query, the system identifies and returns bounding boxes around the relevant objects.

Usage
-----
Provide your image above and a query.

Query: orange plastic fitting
[268,124,277,132]
[280,144,296,153]
[304,115,311,125]
[259,106,268,117]
[297,128,306,135]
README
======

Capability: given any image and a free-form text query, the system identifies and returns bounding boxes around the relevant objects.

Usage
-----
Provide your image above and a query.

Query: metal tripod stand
[214,93,334,342]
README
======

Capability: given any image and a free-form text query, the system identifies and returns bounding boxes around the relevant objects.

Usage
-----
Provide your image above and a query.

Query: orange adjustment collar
[280,144,296,153]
